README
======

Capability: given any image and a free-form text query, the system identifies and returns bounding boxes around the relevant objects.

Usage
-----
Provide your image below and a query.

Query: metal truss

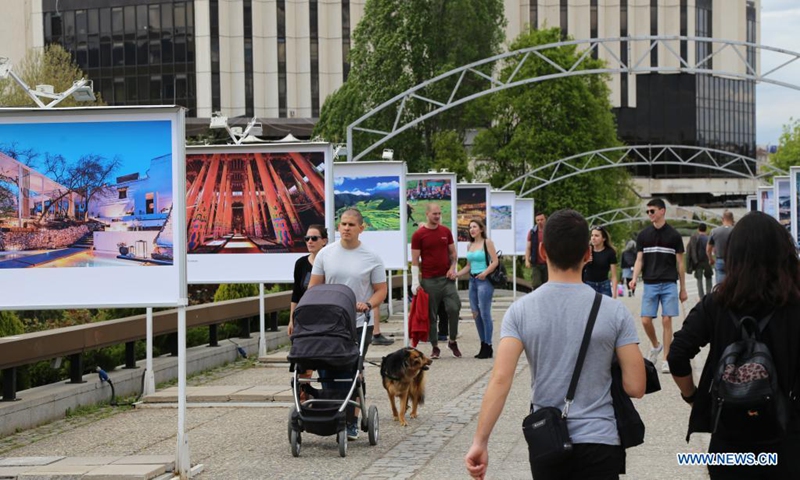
[586,206,721,228]
[347,36,800,162]
[501,145,786,196]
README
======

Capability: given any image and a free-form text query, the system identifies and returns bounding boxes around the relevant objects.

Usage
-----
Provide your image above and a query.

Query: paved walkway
[0,283,714,479]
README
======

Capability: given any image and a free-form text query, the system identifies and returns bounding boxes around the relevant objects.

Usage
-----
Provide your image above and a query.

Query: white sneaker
[661,361,670,374]
[648,344,663,365]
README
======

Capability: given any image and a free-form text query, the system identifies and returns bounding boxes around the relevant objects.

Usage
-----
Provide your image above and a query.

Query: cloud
[334,177,345,186]
[369,180,400,191]
[334,189,370,196]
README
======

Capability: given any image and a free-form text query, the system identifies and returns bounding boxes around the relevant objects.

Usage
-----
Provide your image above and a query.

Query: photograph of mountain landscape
[334,175,401,231]
[491,205,512,230]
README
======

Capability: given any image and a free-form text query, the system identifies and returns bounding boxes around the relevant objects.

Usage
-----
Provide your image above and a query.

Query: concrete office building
[2,0,760,204]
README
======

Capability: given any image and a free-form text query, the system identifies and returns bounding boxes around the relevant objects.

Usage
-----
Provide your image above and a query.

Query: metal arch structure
[586,206,721,228]
[501,145,787,196]
[346,35,800,162]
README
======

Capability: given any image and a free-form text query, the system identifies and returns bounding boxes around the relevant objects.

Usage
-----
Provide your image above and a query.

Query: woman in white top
[456,218,499,359]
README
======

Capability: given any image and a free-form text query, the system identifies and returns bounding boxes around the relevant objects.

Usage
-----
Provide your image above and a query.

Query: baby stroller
[286,283,379,457]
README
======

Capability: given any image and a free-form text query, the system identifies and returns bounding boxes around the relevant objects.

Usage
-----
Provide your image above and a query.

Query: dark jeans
[437,302,448,337]
[584,279,612,297]
[707,433,800,479]
[532,263,548,290]
[531,443,625,480]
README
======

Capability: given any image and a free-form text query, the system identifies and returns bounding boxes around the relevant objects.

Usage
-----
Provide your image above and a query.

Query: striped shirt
[636,223,684,284]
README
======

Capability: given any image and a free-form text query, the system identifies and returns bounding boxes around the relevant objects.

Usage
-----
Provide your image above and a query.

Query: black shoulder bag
[522,292,603,466]
[483,241,508,288]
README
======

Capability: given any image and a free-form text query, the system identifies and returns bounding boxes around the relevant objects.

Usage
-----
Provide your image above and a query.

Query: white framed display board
[514,198,534,256]
[489,191,516,255]
[456,183,491,258]
[774,176,791,235]
[758,185,776,219]
[790,167,800,247]
[332,161,407,269]
[406,172,457,257]
[746,195,757,212]
[185,143,333,283]
[0,106,187,309]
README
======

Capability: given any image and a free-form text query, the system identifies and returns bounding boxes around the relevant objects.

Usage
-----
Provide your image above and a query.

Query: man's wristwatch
[365,302,373,311]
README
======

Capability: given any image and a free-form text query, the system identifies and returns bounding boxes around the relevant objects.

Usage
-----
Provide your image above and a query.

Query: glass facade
[560,0,568,39]
[310,0,320,117]
[650,0,658,67]
[210,0,220,111]
[43,0,196,115]
[590,0,598,59]
[530,0,538,30]
[680,0,687,61]
[620,0,628,107]
[244,0,254,117]
[277,0,287,117]
[342,0,351,81]
[696,0,712,69]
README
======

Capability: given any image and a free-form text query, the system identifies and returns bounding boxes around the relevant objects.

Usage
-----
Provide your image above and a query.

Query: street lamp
[209,112,264,145]
[0,57,96,108]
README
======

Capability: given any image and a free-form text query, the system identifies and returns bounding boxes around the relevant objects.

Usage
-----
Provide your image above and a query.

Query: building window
[560,0,568,39]
[530,0,538,30]
[342,0,351,81]
[244,0,254,116]
[620,0,628,107]
[696,0,712,70]
[650,0,658,67]
[680,0,687,62]
[590,0,598,59]
[119,187,128,200]
[210,0,220,111]
[746,1,756,74]
[277,0,287,117]
[43,0,197,116]
[310,0,320,117]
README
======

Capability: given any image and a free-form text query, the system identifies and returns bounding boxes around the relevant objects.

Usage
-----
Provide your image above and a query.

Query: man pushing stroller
[307,208,388,440]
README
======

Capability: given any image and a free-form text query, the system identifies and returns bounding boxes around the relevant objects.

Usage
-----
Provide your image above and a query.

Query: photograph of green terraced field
[334,175,401,231]
[406,178,453,242]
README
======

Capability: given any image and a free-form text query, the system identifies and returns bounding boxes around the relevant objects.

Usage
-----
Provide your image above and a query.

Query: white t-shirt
[311,240,386,327]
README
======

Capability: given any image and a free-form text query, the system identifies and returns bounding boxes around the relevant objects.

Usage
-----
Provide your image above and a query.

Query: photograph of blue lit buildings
[0,119,174,268]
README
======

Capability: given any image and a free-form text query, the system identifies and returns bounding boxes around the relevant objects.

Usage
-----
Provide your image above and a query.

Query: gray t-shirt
[312,240,387,327]
[709,225,733,260]
[501,282,639,446]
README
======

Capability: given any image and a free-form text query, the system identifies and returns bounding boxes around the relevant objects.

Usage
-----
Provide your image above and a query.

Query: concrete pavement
[0,284,713,479]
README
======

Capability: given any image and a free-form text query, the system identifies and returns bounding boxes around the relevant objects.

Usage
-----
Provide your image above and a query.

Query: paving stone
[18,464,94,479]
[228,385,288,402]
[84,463,167,480]
[0,458,64,467]
[0,466,30,479]
[110,456,174,471]
[49,457,123,466]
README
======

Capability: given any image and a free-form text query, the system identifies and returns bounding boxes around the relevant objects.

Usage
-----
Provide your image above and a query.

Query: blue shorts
[641,282,679,318]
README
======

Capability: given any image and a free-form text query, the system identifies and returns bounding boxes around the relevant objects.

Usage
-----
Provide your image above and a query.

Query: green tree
[214,283,259,302]
[0,310,24,338]
[0,44,105,108]
[314,0,506,172]
[769,118,800,176]
[472,28,635,218]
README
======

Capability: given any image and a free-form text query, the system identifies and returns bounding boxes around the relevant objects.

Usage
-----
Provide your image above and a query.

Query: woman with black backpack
[667,212,800,479]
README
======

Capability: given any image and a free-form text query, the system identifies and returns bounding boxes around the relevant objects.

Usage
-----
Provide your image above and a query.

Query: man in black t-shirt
[629,198,687,374]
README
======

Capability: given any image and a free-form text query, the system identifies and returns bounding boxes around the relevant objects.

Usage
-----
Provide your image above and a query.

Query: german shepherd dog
[380,347,432,426]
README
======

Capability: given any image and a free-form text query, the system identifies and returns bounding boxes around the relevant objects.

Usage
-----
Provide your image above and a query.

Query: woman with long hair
[583,225,618,298]
[456,218,499,359]
[668,212,800,479]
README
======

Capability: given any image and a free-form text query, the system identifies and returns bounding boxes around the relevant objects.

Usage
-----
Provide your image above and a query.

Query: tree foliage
[314,0,506,171]
[214,283,260,302]
[769,118,800,176]
[472,28,635,218]
[0,44,105,108]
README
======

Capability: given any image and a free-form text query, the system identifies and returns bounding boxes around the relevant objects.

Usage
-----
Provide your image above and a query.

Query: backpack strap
[730,311,775,340]
[563,292,603,417]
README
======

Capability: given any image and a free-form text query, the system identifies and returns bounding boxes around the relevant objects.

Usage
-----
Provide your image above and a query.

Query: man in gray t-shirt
[707,211,734,286]
[466,210,645,479]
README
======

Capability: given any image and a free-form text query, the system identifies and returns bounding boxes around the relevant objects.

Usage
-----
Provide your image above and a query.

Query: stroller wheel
[290,429,301,457]
[287,406,297,444]
[337,429,348,457]
[367,405,379,446]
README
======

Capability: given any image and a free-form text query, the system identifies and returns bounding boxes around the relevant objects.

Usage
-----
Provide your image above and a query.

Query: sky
[0,120,172,178]
[334,175,400,196]
[756,0,800,146]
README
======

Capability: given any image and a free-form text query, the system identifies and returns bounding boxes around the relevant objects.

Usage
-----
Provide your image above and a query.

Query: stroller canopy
[288,284,360,369]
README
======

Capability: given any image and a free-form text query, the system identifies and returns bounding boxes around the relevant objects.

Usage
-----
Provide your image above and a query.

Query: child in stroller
[286,283,379,457]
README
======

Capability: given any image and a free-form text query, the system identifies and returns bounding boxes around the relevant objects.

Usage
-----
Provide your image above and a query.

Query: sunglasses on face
[591,225,605,231]
[304,236,323,242]
[646,209,658,215]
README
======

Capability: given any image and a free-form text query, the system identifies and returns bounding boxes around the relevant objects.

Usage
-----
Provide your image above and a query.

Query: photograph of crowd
[185,151,326,254]
[456,186,487,242]
[406,178,452,242]
[0,120,174,269]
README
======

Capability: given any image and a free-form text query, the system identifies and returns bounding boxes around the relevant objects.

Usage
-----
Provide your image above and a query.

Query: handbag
[483,241,508,288]
[522,293,603,465]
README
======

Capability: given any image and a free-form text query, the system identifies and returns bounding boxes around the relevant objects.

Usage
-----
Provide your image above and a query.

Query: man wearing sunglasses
[629,198,687,374]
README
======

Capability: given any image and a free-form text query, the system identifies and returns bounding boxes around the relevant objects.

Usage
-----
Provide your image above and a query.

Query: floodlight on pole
[209,112,264,145]
[0,56,96,108]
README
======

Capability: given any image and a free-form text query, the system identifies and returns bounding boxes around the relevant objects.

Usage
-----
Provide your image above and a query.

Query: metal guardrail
[0,275,532,401]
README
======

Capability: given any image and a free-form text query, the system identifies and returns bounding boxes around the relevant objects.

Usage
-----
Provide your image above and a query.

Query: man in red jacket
[411,203,462,359]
